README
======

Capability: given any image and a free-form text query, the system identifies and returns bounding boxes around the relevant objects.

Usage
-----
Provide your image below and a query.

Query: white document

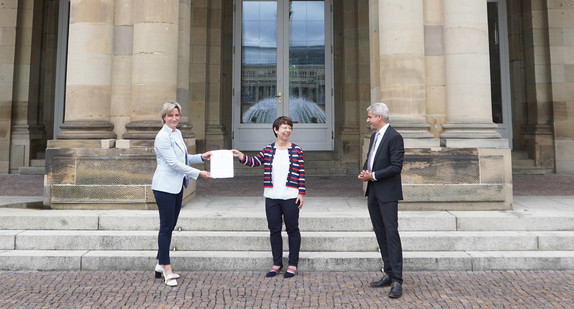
[210,150,234,178]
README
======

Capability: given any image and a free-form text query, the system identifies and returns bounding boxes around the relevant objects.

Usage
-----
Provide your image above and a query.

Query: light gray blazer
[151,124,204,194]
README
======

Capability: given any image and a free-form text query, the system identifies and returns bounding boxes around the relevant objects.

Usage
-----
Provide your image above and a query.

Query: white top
[264,149,299,199]
[369,123,389,181]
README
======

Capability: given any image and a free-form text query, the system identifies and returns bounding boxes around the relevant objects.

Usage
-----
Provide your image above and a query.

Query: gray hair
[161,101,182,123]
[367,102,390,122]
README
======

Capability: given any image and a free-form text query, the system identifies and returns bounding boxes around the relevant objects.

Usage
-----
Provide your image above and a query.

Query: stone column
[193,0,225,151]
[370,0,436,147]
[547,1,574,174]
[423,0,447,138]
[110,0,134,139]
[339,0,368,172]
[0,1,19,172]
[9,0,45,173]
[123,0,181,143]
[57,0,116,142]
[440,0,505,147]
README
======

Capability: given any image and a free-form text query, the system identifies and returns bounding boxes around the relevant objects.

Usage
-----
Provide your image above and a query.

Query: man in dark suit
[358,102,405,298]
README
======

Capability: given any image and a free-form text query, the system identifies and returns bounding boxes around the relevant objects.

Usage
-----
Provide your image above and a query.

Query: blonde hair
[161,101,182,123]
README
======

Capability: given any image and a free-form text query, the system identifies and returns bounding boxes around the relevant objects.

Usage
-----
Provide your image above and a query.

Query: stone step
[512,166,554,175]
[511,151,529,160]
[18,166,45,175]
[30,159,45,167]
[5,230,574,252]
[2,208,574,231]
[2,250,574,271]
[512,159,535,167]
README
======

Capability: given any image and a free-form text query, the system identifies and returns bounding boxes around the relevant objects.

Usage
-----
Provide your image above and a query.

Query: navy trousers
[265,198,301,267]
[153,187,183,265]
[367,192,403,284]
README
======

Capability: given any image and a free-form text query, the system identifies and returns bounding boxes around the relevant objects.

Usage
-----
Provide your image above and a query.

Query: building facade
[1,0,573,209]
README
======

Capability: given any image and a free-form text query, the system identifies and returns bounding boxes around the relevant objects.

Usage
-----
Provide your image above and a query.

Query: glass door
[232,0,333,150]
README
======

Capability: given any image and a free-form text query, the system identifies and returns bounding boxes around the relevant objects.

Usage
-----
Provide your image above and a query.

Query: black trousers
[265,198,301,267]
[367,191,403,284]
[153,187,183,265]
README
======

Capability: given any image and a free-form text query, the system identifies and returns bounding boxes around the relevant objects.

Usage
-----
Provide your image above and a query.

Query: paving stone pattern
[0,270,573,308]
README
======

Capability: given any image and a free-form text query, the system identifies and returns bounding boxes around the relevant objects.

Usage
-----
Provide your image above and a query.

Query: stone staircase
[512,151,553,175]
[1,197,574,272]
[18,152,46,176]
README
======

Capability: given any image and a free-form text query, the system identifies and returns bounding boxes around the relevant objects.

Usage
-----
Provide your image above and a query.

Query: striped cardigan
[239,143,306,195]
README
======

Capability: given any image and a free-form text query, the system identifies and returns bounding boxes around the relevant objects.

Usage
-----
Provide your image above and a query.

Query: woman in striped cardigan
[232,116,305,278]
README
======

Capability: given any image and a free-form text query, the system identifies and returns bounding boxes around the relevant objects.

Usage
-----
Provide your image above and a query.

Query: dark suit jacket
[363,126,404,202]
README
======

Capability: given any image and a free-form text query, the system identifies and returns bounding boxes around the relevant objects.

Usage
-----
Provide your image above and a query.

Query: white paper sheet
[210,149,234,178]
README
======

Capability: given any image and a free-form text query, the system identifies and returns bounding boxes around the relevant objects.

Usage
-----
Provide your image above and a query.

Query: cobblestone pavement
[0,270,572,308]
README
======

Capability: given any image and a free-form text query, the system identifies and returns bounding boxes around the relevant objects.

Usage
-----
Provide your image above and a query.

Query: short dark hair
[272,116,293,137]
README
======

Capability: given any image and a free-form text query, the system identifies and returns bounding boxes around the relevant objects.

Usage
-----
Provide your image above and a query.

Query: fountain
[242,97,326,123]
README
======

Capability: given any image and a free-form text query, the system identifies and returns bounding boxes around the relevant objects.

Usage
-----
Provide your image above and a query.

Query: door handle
[275,92,282,103]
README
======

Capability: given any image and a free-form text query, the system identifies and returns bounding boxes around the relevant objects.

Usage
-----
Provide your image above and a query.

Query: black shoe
[388,282,402,298]
[370,275,392,287]
[265,265,283,277]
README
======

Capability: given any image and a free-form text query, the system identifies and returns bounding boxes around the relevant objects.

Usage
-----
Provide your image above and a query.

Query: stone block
[99,213,158,230]
[116,139,130,148]
[403,184,505,202]
[75,158,154,185]
[0,250,85,271]
[51,185,146,204]
[15,230,157,250]
[479,154,505,183]
[45,148,76,185]
[403,148,479,184]
[100,139,115,149]
[403,251,472,271]
[401,231,537,251]
[424,26,444,56]
[0,210,99,230]
[538,232,574,250]
[0,230,18,249]
[555,139,574,174]
[145,185,155,203]
[423,0,443,25]
[82,251,157,271]
[133,0,178,24]
[113,25,133,55]
[0,9,18,27]
[453,212,574,231]
[70,0,114,24]
[47,139,103,149]
[0,28,16,47]
[470,251,574,270]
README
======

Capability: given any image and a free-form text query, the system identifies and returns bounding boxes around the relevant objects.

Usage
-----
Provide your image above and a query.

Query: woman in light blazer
[152,101,213,287]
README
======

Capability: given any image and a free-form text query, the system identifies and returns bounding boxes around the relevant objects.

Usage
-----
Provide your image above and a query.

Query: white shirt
[370,123,389,181]
[264,149,299,199]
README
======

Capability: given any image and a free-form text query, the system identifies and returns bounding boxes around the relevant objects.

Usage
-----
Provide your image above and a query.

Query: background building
[1,0,572,209]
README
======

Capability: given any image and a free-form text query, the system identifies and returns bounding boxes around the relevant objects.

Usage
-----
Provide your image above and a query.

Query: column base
[392,118,440,148]
[440,122,501,139]
[123,121,195,148]
[206,124,226,151]
[442,138,509,148]
[520,124,554,168]
[440,122,507,148]
[57,121,117,140]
